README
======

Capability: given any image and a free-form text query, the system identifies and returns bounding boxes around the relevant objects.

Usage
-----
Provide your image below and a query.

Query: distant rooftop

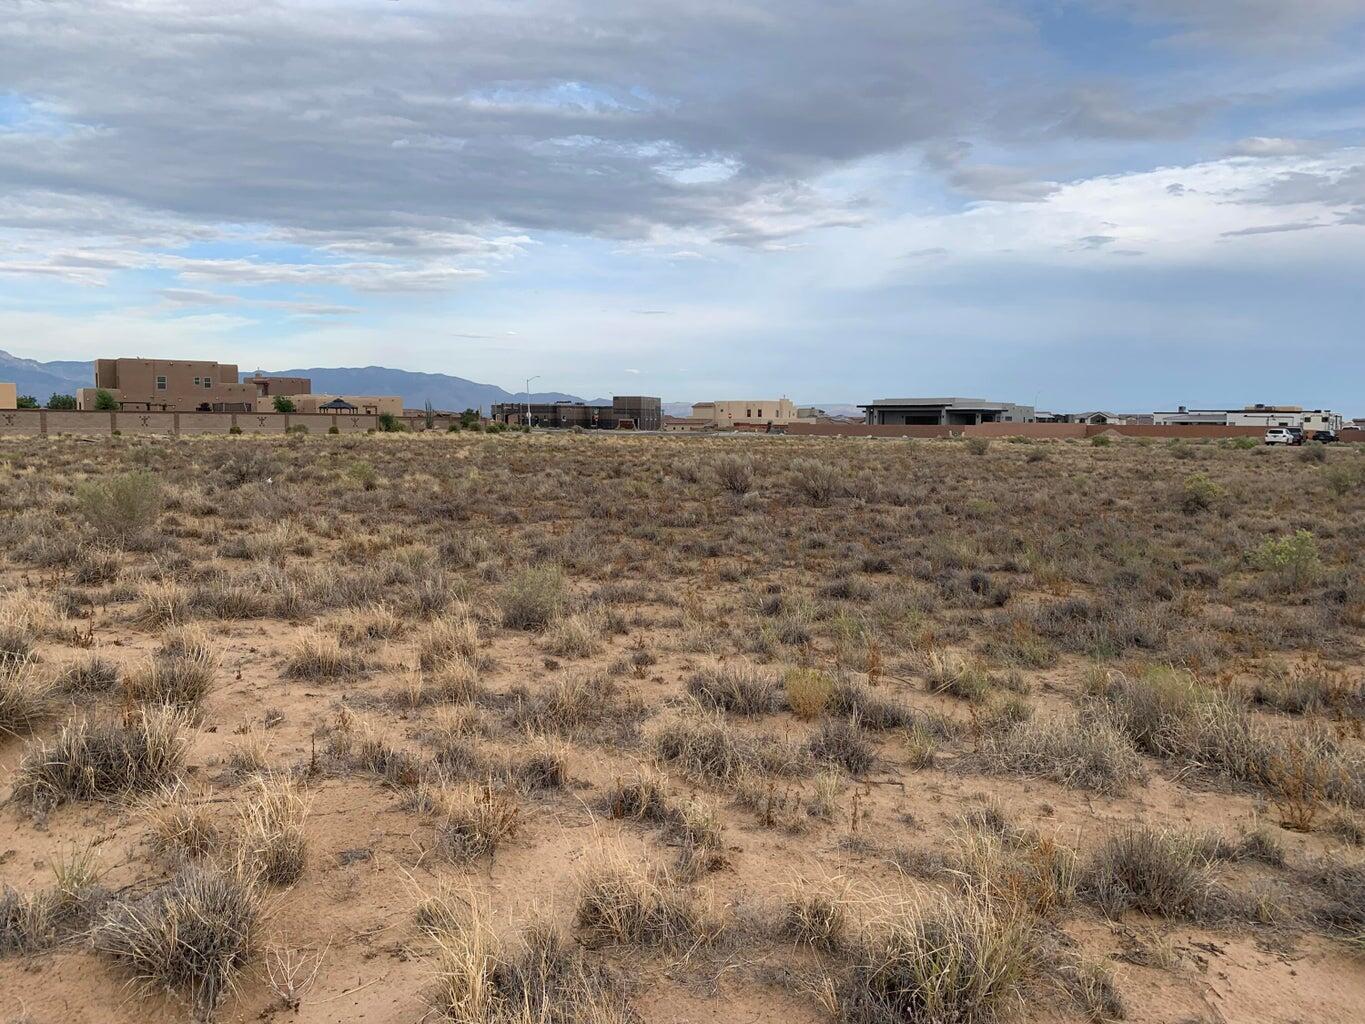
[859,397,1009,410]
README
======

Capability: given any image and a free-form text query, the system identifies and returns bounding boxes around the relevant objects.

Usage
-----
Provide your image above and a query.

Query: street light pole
[524,375,539,428]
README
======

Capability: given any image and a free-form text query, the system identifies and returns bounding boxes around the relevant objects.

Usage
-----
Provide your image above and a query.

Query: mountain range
[0,349,859,416]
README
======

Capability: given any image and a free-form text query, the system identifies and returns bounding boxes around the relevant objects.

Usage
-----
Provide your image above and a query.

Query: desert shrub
[1180,473,1225,514]
[434,784,520,862]
[93,866,259,1020]
[418,612,481,670]
[713,453,755,496]
[542,610,604,657]
[0,655,52,737]
[426,911,632,1023]
[55,653,120,694]
[687,663,781,714]
[924,651,994,702]
[1094,666,1207,757]
[786,667,834,719]
[135,581,191,629]
[1307,860,1365,945]
[652,713,807,783]
[1299,442,1328,464]
[12,709,187,810]
[145,783,222,863]
[124,630,217,719]
[979,715,1143,794]
[808,716,875,775]
[575,853,717,949]
[792,458,843,506]
[76,471,163,547]
[499,564,567,630]
[1,885,55,954]
[835,890,1035,1024]
[1251,530,1320,591]
[965,436,990,456]
[1055,955,1126,1023]
[236,776,310,885]
[1080,826,1225,920]
[283,629,366,680]
[1325,464,1360,497]
[784,889,850,953]
[507,673,642,736]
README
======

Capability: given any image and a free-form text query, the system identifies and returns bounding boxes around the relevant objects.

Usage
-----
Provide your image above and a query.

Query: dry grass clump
[11,708,188,811]
[1080,826,1227,921]
[433,784,521,862]
[786,667,834,719]
[123,626,217,718]
[418,611,481,670]
[833,889,1036,1024]
[513,735,569,791]
[507,673,642,735]
[425,906,633,1024]
[791,457,843,506]
[92,865,259,1020]
[979,715,1144,794]
[0,846,105,956]
[542,610,604,658]
[55,652,121,694]
[0,655,52,737]
[283,629,367,680]
[651,711,808,784]
[498,564,567,631]
[1054,955,1126,1023]
[924,651,996,702]
[1306,860,1365,947]
[605,767,726,870]
[134,581,191,629]
[808,716,876,775]
[144,783,222,863]
[784,888,851,953]
[575,852,719,950]
[687,662,781,714]
[236,775,311,885]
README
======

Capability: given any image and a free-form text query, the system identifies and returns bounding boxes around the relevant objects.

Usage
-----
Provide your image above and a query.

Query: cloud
[1226,137,1318,158]
[1220,221,1329,237]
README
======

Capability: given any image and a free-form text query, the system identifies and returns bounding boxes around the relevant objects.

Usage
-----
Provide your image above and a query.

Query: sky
[1,1,1363,411]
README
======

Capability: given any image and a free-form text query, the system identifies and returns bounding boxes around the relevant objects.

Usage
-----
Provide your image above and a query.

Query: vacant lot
[1,431,1363,1024]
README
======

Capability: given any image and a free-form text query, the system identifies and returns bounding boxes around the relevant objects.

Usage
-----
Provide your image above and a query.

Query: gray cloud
[1220,221,1328,237]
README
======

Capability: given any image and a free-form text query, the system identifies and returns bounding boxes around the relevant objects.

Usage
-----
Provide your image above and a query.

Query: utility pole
[524,375,539,427]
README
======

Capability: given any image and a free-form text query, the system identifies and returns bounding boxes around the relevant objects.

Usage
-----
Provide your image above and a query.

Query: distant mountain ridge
[0,349,605,413]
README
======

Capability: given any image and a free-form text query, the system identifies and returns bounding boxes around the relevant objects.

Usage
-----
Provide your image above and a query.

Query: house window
[194,377,201,386]
[758,408,763,418]
[156,376,167,390]
[746,408,752,418]
[204,378,213,388]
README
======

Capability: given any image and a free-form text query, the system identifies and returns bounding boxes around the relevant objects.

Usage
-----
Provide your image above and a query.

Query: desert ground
[1,430,1362,1024]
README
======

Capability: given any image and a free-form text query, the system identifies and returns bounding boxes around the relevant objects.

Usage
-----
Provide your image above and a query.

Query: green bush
[1090,435,1113,447]
[965,436,990,456]
[377,412,400,432]
[16,395,39,409]
[1325,465,1360,497]
[76,471,163,546]
[1180,473,1225,514]
[272,395,295,413]
[1251,530,1320,591]
[47,393,77,410]
[499,565,567,630]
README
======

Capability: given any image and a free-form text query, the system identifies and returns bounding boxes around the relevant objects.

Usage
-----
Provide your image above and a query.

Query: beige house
[690,398,798,428]
[79,358,259,412]
[0,382,16,410]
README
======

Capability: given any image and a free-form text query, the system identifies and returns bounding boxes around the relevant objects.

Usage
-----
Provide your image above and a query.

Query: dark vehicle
[1310,429,1339,443]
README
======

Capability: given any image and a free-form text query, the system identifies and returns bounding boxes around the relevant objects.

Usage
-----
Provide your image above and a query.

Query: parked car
[1309,429,1339,443]
[1264,427,1302,446]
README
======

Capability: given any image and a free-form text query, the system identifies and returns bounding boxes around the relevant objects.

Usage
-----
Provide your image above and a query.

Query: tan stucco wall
[0,383,16,410]
[179,413,239,435]
[233,413,288,434]
[114,412,178,435]
[294,394,404,416]
[691,399,797,427]
[45,411,112,435]
[0,409,43,435]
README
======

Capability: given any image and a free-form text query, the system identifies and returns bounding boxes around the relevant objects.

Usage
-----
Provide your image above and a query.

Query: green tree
[47,393,77,410]
[459,408,480,429]
[272,395,296,413]
[16,395,38,409]
[93,389,118,411]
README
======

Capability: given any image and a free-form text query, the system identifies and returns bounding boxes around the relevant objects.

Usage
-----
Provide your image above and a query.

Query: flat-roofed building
[858,397,1035,426]
[0,382,15,410]
[490,395,661,429]
[78,358,258,412]
[1153,405,1343,431]
[244,375,312,403]
[690,398,797,428]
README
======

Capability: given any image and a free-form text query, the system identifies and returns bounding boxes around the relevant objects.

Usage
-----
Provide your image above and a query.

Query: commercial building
[690,399,798,428]
[79,358,258,412]
[0,382,15,410]
[489,395,661,430]
[1153,405,1343,431]
[859,397,1035,426]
